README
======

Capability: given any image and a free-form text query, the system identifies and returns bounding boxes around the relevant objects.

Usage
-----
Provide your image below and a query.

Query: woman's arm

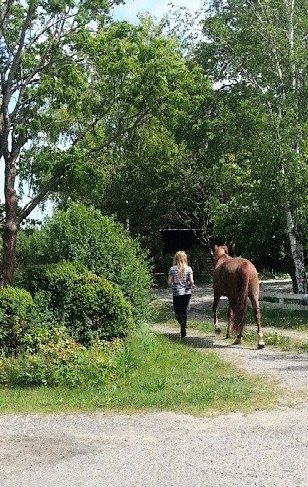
[167,275,173,287]
[189,271,195,288]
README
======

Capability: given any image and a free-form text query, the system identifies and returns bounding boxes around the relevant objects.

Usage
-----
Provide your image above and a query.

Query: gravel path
[0,282,307,487]
[152,283,308,392]
[0,406,307,487]
[152,284,308,343]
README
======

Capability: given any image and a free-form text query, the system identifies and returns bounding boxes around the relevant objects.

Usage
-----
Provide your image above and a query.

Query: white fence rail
[260,291,308,311]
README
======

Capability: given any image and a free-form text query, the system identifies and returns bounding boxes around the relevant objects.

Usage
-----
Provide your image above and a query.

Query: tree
[1,4,204,285]
[196,0,308,292]
[0,0,128,285]
[55,19,210,257]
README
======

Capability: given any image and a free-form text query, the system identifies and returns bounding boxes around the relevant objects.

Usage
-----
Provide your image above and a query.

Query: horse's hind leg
[250,293,265,349]
[213,291,221,334]
[226,305,233,338]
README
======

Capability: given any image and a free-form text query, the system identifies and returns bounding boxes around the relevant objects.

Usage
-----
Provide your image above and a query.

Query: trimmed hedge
[21,262,134,344]
[67,278,134,343]
[23,261,89,313]
[17,204,152,322]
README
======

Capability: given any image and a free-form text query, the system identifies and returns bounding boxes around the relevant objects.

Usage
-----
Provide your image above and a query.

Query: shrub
[22,260,88,296]
[67,277,134,343]
[0,329,157,388]
[22,261,89,313]
[17,204,152,322]
[18,261,134,344]
[0,286,69,356]
[0,287,34,354]
[0,336,123,387]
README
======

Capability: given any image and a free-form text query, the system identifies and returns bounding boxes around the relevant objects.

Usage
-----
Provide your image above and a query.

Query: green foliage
[193,0,308,281]
[52,19,209,260]
[17,204,152,322]
[19,261,134,344]
[0,287,34,354]
[0,285,69,356]
[0,332,276,414]
[21,261,89,310]
[65,274,134,344]
[0,336,123,388]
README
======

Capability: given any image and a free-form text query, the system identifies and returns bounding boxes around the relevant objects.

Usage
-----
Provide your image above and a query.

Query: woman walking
[168,251,194,339]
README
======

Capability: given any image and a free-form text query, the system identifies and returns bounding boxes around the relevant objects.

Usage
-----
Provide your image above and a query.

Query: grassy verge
[247,307,308,331]
[151,300,308,352]
[0,332,277,414]
[189,321,308,352]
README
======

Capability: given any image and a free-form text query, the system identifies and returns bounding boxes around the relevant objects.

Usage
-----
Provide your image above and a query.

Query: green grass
[151,300,308,352]
[247,307,308,331]
[151,299,308,330]
[193,321,308,352]
[0,333,277,414]
[213,306,308,331]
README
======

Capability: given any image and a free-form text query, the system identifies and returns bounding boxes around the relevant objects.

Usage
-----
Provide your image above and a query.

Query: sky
[1,0,204,222]
[113,0,203,23]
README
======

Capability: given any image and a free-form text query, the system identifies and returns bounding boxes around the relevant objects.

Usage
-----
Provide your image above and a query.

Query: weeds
[0,331,277,414]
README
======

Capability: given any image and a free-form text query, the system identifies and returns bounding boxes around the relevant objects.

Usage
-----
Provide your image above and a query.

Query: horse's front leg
[213,291,221,334]
[226,305,233,338]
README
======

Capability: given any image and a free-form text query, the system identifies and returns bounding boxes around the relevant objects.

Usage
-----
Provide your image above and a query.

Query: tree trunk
[288,264,298,294]
[1,223,18,286]
[1,156,19,287]
[286,209,307,294]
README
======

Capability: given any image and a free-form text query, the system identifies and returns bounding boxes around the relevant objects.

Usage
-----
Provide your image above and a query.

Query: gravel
[0,406,307,487]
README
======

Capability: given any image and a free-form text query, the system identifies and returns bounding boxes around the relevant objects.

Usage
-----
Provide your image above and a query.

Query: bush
[0,286,69,356]
[17,204,152,322]
[22,260,88,296]
[67,277,134,343]
[0,328,157,388]
[0,336,123,387]
[22,261,89,313]
[19,261,134,344]
[0,287,34,354]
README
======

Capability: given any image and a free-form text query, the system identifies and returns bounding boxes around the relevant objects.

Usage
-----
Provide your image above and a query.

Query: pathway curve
[151,323,308,393]
[152,282,308,392]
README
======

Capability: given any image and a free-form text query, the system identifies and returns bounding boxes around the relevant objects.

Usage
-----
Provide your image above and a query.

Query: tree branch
[5,1,36,91]
[0,0,14,30]
[18,168,66,224]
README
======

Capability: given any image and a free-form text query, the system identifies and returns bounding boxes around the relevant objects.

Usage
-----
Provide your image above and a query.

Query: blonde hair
[173,251,188,279]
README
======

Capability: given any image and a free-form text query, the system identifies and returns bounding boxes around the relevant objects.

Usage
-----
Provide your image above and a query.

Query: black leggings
[173,294,191,329]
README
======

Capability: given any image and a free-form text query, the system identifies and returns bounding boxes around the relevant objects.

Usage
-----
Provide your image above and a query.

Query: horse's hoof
[215,327,221,335]
[233,339,241,345]
[257,343,265,350]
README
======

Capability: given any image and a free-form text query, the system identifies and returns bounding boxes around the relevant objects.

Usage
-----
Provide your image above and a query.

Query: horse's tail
[233,264,250,335]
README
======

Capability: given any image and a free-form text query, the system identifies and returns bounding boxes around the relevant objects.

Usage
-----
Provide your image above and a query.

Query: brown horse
[212,245,265,349]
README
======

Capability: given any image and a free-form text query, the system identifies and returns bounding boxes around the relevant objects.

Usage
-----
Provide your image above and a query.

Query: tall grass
[0,331,277,414]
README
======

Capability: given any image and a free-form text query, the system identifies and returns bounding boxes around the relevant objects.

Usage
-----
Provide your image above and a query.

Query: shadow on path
[158,329,255,351]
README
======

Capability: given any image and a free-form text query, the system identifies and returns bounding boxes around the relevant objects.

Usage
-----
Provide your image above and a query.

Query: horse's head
[213,245,229,264]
